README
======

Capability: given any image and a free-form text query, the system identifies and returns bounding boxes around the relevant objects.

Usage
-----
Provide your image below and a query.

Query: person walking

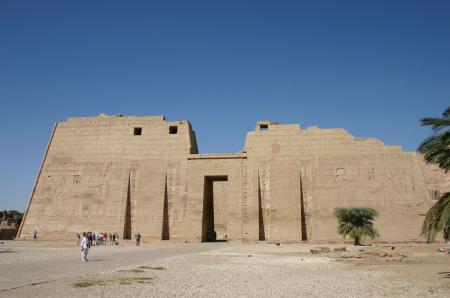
[87,232,92,248]
[76,232,81,245]
[32,229,37,240]
[135,232,141,246]
[80,232,89,262]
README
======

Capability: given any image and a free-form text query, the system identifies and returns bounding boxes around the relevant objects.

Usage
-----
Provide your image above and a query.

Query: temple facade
[17,115,449,242]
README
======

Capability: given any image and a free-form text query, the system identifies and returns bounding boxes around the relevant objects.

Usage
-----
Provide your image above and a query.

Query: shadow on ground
[437,272,450,279]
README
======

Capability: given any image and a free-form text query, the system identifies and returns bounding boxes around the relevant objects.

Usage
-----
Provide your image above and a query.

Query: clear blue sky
[0,0,448,211]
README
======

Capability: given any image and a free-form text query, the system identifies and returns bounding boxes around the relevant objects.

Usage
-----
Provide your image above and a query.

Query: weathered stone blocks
[17,115,449,243]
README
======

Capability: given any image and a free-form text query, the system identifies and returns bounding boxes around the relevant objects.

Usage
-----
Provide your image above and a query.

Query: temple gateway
[17,115,449,242]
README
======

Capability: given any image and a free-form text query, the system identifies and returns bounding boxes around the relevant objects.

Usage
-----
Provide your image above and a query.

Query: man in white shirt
[80,232,89,262]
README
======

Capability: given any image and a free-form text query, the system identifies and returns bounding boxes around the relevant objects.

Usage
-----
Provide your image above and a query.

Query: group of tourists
[77,231,142,262]
[77,232,120,262]
[76,232,120,247]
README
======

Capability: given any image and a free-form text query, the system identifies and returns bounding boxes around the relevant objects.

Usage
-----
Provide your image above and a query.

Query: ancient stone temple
[17,115,449,242]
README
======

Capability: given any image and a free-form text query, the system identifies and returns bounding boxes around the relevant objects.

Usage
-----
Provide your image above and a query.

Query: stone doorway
[202,175,228,242]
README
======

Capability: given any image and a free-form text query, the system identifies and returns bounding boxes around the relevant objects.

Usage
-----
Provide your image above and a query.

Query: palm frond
[421,205,439,242]
[420,107,450,242]
[443,107,450,118]
[420,118,450,130]
[418,129,450,172]
[422,192,450,242]
[421,106,450,128]
[435,193,450,231]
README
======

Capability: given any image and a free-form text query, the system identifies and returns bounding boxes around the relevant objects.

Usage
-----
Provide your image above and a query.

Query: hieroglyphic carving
[371,175,395,194]
[242,162,248,225]
[73,175,80,185]
[335,168,345,182]
[181,167,189,221]
[103,161,113,178]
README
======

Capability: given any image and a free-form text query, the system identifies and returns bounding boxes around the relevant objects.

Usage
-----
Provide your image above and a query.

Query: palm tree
[422,192,450,243]
[334,207,379,245]
[418,106,450,172]
[419,107,450,243]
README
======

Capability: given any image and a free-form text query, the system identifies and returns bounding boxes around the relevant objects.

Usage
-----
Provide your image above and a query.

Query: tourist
[114,233,119,245]
[92,233,96,246]
[87,232,92,248]
[103,232,108,245]
[32,229,37,240]
[76,232,81,245]
[109,232,113,245]
[135,232,141,246]
[80,232,89,262]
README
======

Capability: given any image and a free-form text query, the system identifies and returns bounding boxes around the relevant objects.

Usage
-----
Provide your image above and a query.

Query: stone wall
[244,122,432,242]
[17,115,447,243]
[18,115,196,240]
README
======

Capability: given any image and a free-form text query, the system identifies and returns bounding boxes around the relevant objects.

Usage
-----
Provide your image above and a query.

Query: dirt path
[1,242,450,297]
[0,241,219,291]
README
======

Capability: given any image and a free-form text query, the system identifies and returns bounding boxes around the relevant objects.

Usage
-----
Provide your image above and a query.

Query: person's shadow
[437,272,450,278]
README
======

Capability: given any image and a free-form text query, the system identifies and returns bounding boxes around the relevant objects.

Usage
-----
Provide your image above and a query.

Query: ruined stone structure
[17,115,450,242]
[0,210,23,240]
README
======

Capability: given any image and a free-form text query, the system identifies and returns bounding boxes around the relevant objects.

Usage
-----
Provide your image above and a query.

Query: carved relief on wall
[72,175,80,185]
[335,168,345,182]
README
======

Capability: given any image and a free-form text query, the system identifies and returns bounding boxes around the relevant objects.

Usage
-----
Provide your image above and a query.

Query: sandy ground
[1,241,450,297]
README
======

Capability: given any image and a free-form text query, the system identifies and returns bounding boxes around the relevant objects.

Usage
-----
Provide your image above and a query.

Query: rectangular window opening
[260,124,268,131]
[133,127,142,135]
[169,126,178,134]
